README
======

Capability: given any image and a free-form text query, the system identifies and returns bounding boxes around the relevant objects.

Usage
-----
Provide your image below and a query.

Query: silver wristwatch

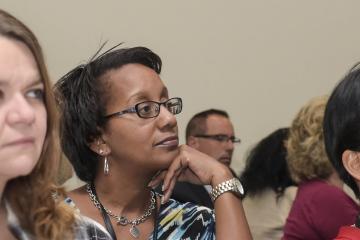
[210,178,244,202]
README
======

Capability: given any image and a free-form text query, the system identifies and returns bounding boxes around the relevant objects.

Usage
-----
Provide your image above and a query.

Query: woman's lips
[155,136,179,147]
[3,137,35,147]
[219,156,231,165]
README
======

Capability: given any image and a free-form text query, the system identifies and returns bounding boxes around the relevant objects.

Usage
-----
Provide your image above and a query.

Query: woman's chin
[0,156,38,180]
[156,150,179,169]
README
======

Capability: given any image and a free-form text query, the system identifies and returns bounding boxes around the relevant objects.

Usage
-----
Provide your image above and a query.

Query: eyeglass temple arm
[105,107,137,119]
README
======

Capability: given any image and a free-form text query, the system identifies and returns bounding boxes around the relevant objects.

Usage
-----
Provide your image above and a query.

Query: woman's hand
[148,144,233,203]
[148,145,253,239]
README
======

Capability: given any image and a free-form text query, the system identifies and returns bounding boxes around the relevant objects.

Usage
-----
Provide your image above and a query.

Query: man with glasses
[171,109,241,208]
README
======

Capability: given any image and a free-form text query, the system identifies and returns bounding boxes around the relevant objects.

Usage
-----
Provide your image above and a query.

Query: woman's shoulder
[302,180,356,203]
[5,202,32,240]
[64,186,88,213]
[294,180,360,222]
[299,179,346,198]
[64,196,113,240]
[72,214,113,240]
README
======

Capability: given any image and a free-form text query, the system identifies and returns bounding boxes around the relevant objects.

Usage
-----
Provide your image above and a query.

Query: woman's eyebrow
[0,79,42,88]
[26,79,43,88]
[127,92,149,104]
[128,89,169,103]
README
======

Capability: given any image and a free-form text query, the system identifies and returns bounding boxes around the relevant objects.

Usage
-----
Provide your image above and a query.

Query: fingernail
[161,184,164,192]
[147,181,153,187]
[161,196,164,204]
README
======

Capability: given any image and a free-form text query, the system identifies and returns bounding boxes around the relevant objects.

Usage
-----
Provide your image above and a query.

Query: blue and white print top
[66,196,216,240]
[151,198,215,240]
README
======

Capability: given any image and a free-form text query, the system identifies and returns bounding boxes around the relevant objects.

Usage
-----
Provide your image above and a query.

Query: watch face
[234,179,244,195]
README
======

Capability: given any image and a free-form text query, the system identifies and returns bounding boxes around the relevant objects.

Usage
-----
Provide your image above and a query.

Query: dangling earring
[99,149,109,175]
[104,155,109,175]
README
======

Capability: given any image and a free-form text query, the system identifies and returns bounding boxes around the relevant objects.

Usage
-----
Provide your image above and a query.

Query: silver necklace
[86,183,156,239]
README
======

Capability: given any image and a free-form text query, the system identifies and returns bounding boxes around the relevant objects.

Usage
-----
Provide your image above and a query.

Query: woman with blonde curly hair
[282,96,360,240]
[0,9,77,239]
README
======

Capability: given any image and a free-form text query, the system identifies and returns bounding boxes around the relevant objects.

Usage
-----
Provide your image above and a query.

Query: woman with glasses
[55,46,251,240]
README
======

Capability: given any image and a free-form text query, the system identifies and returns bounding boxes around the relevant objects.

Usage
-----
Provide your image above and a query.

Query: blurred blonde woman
[282,96,360,240]
[0,9,77,239]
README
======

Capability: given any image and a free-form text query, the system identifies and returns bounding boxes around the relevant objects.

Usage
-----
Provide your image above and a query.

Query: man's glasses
[104,97,182,119]
[194,134,241,143]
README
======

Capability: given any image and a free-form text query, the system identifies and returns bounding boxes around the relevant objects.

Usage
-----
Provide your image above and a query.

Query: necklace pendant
[130,225,140,238]
[116,216,128,226]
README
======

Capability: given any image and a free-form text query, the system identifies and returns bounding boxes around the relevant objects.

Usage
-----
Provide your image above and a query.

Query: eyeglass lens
[136,98,182,118]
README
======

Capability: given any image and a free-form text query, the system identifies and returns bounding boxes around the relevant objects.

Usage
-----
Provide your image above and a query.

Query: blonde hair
[0,9,75,239]
[286,95,332,183]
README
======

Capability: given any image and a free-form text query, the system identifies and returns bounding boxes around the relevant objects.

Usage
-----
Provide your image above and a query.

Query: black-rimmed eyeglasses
[194,134,241,143]
[104,97,182,119]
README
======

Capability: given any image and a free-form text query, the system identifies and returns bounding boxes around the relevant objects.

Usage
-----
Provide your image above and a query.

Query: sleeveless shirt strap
[90,183,117,240]
[152,192,159,240]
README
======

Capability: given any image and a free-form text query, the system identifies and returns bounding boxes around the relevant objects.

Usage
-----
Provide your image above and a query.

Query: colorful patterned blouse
[66,196,216,240]
[151,199,215,239]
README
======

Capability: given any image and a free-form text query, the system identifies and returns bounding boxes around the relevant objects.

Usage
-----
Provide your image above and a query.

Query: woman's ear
[342,150,360,181]
[89,137,111,156]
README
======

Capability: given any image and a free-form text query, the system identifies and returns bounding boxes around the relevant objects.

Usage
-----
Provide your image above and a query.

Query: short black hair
[54,46,162,182]
[323,63,360,198]
[240,128,296,198]
[185,109,229,142]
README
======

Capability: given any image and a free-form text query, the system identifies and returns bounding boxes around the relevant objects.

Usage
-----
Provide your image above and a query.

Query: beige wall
[3,0,360,174]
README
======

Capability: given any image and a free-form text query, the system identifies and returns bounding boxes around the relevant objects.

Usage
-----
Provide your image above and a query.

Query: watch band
[210,178,243,202]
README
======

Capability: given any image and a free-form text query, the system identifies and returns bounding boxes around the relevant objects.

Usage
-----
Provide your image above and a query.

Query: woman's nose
[6,94,35,125]
[157,105,177,130]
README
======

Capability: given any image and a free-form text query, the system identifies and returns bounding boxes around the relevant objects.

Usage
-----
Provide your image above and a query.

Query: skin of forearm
[211,167,252,240]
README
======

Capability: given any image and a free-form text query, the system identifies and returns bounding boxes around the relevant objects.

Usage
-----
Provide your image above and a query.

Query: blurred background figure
[171,109,241,208]
[282,96,360,240]
[324,63,360,239]
[240,128,297,240]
